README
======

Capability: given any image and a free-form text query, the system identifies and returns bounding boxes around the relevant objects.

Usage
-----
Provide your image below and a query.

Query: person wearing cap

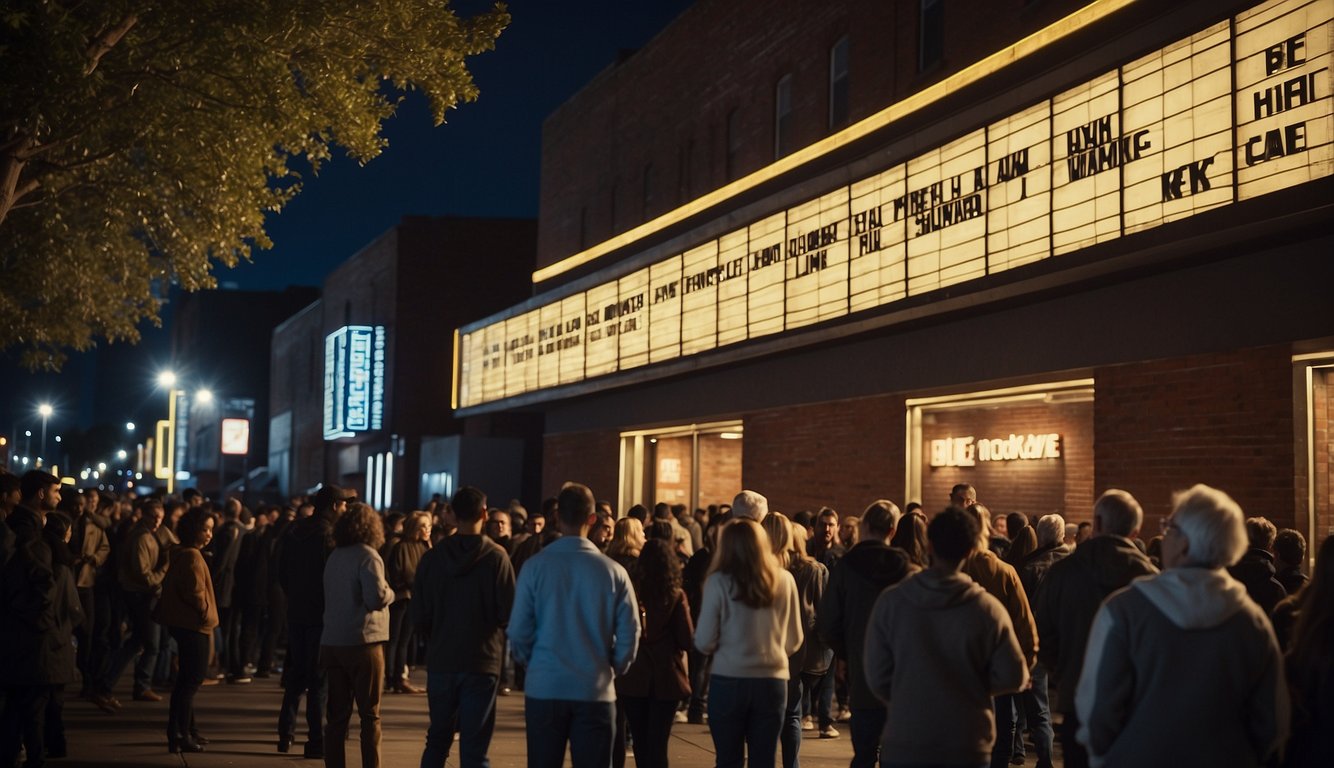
[731,490,769,523]
[276,483,348,758]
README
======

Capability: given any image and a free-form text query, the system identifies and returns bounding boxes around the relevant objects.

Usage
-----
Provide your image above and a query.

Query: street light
[126,421,136,432]
[157,370,180,494]
[37,403,52,467]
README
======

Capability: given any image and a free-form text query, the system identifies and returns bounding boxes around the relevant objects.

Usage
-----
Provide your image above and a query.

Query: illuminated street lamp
[37,403,53,468]
[157,370,180,494]
[126,421,136,432]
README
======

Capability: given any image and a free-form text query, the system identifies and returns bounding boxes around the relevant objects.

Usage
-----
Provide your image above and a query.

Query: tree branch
[85,14,140,75]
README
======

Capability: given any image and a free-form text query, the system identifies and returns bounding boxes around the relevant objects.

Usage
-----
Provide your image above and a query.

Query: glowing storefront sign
[930,434,1063,468]
[220,418,250,456]
[324,325,386,439]
[457,0,1331,409]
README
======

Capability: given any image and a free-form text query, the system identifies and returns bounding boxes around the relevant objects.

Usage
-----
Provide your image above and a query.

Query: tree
[0,0,509,369]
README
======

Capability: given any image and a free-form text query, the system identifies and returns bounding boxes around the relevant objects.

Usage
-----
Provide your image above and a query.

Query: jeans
[321,643,385,768]
[686,648,711,719]
[99,590,160,696]
[524,698,614,768]
[421,672,498,768]
[386,600,414,683]
[0,685,51,768]
[168,628,209,741]
[622,696,678,768]
[802,669,834,728]
[990,695,1018,768]
[279,623,327,747]
[849,706,886,768]
[780,676,803,768]
[1018,664,1054,768]
[708,675,786,768]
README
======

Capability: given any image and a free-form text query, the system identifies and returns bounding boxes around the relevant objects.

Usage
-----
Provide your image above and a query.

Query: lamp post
[158,371,179,494]
[37,403,52,467]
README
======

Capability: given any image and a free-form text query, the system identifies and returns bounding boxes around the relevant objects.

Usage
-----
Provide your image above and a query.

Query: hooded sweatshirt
[1034,534,1157,711]
[1076,567,1288,768]
[278,511,334,627]
[410,533,515,676]
[863,569,1028,766]
[815,540,914,709]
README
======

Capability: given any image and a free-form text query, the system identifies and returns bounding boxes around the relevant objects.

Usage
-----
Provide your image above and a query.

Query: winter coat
[74,510,112,588]
[411,533,515,676]
[386,538,428,602]
[815,540,915,709]
[1076,566,1288,767]
[1034,534,1158,712]
[117,521,166,594]
[0,506,83,686]
[1228,548,1288,615]
[155,546,220,634]
[963,548,1037,666]
[1017,543,1070,613]
[209,519,246,609]
[279,512,335,627]
[616,589,693,700]
[320,543,393,646]
[863,569,1028,766]
[788,558,832,676]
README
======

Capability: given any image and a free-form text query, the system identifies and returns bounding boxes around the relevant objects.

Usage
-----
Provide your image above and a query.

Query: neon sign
[324,325,386,440]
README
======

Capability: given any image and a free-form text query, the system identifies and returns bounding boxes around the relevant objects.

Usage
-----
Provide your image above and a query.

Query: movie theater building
[454,0,1333,544]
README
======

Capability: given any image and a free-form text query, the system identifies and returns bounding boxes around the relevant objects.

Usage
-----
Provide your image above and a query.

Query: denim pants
[1017,664,1054,767]
[421,671,498,768]
[708,675,786,768]
[849,706,886,768]
[99,590,159,695]
[279,623,327,747]
[686,647,711,718]
[524,697,614,768]
[780,676,804,768]
[990,694,1018,768]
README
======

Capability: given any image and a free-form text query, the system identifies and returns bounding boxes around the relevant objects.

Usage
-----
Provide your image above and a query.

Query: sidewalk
[54,671,863,767]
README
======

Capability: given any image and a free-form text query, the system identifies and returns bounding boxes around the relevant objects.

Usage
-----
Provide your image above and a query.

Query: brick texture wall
[743,393,906,518]
[652,436,694,507]
[542,429,622,506]
[1311,368,1331,540]
[921,401,1095,523]
[1094,345,1297,533]
[698,434,743,510]
[538,0,1088,267]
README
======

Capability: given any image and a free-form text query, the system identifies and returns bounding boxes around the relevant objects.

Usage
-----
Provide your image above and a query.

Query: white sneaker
[819,725,840,739]
[673,710,687,723]
[836,707,853,722]
[801,716,815,731]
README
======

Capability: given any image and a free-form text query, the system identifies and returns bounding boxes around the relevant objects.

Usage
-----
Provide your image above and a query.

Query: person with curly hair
[154,508,219,754]
[320,502,393,768]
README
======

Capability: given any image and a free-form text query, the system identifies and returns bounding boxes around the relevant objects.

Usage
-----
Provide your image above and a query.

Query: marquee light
[325,325,386,440]
[458,0,1331,410]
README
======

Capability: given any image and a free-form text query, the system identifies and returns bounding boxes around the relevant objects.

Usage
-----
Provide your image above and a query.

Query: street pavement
[55,670,863,768]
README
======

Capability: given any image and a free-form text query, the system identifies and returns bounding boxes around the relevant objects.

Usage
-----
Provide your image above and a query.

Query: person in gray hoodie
[864,506,1028,768]
[1075,484,1288,768]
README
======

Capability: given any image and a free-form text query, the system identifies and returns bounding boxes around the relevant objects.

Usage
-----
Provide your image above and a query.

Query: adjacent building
[455,0,1334,546]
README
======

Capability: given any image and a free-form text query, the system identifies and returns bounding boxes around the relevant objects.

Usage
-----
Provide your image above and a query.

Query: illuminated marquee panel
[458,0,1332,409]
[324,325,386,439]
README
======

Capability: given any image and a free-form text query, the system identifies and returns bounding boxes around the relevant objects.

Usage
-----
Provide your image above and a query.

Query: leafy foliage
[0,0,509,369]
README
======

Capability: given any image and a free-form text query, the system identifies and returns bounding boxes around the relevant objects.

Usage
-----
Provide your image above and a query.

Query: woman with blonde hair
[762,515,832,767]
[321,503,393,768]
[695,517,803,768]
[606,517,646,572]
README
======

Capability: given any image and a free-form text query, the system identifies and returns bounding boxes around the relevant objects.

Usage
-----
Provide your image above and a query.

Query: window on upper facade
[775,73,793,159]
[829,36,850,129]
[726,109,742,181]
[920,0,944,71]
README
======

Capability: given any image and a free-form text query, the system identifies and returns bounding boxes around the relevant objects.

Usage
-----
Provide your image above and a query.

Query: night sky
[1,1,693,457]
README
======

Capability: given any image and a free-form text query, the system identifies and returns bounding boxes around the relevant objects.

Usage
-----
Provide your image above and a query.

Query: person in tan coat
[155,508,220,754]
[963,503,1037,768]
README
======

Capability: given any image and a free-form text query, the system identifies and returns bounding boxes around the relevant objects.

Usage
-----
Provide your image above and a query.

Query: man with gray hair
[1034,491,1156,768]
[1075,484,1287,767]
[1015,514,1069,768]
[731,490,768,522]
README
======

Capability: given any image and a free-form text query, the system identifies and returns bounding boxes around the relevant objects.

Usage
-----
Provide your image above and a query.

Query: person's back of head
[731,490,769,522]
[653,502,671,520]
[451,486,488,524]
[1244,516,1278,552]
[1168,484,1246,569]
[1006,512,1029,538]
[712,518,778,608]
[760,513,793,569]
[1274,528,1306,569]
[626,504,648,523]
[964,503,993,550]
[1093,489,1143,538]
[647,520,675,543]
[1036,514,1066,548]
[861,499,901,542]
[557,483,595,530]
[929,506,980,565]
[332,502,385,549]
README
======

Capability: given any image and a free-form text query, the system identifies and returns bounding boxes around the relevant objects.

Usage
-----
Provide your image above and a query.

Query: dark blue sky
[1,1,693,450]
[227,0,694,290]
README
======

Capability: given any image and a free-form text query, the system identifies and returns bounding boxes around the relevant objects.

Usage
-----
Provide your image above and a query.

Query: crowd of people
[0,468,1330,768]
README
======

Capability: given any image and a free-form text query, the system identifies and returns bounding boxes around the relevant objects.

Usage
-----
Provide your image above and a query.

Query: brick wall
[538,0,1088,267]
[742,393,906,518]
[652,436,694,507]
[1312,368,1331,540]
[1094,345,1296,533]
[921,401,1095,523]
[542,429,622,507]
[698,434,743,510]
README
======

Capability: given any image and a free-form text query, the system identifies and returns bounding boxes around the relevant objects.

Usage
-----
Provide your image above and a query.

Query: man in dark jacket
[1017,514,1071,768]
[413,486,516,768]
[1035,490,1157,768]
[0,470,77,767]
[276,484,347,758]
[815,500,915,768]
[1226,515,1287,614]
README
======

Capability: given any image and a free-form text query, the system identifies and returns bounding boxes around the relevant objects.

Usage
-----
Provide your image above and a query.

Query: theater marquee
[456,0,1331,409]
